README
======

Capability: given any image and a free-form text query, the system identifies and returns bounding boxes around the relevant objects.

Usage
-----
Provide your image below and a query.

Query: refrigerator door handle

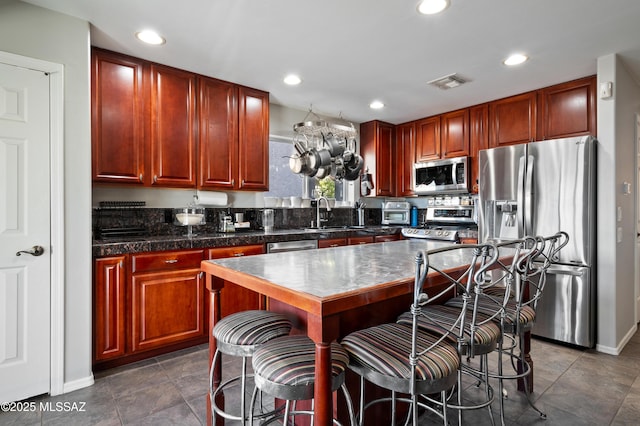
[546,264,585,276]
[524,155,534,235]
[517,155,526,236]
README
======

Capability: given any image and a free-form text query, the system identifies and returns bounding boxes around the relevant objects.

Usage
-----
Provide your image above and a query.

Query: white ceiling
[21,0,640,125]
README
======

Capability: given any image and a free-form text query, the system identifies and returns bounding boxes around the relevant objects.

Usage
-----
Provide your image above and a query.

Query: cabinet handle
[231,178,235,186]
[165,259,178,264]
[119,260,124,267]
[241,179,245,186]
[139,174,143,182]
[233,252,245,257]
[358,242,368,245]
[153,175,158,183]
[330,244,339,247]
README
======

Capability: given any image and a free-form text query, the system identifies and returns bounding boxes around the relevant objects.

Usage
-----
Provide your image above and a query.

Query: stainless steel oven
[413,156,469,195]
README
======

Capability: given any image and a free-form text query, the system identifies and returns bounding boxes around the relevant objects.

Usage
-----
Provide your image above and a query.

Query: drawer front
[131,249,204,273]
[208,244,265,259]
[318,238,347,249]
[348,236,375,245]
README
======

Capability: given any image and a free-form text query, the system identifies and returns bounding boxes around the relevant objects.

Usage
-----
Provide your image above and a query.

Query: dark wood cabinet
[469,104,489,193]
[198,81,269,191]
[198,77,238,189]
[91,48,269,191]
[374,234,401,242]
[415,116,441,162]
[94,256,127,361]
[149,64,197,187]
[318,238,348,249]
[237,87,270,190]
[489,91,537,148]
[537,76,596,140]
[348,236,375,245]
[360,120,395,197]
[395,122,415,196]
[91,49,147,185]
[441,108,470,158]
[130,250,205,352]
[207,244,266,318]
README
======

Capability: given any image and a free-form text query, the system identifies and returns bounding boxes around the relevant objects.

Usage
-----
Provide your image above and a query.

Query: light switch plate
[600,81,613,99]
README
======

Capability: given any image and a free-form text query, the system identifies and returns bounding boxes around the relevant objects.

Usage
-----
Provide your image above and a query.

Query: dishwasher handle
[267,240,318,253]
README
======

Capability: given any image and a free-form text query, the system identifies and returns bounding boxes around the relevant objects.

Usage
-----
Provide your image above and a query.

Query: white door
[0,62,51,402]
[636,113,640,322]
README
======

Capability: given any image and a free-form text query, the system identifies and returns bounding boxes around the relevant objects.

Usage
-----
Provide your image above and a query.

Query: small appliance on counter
[173,206,205,237]
[381,201,411,225]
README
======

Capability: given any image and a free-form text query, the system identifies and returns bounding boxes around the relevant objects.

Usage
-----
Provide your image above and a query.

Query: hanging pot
[323,132,345,157]
[331,157,345,180]
[344,153,363,180]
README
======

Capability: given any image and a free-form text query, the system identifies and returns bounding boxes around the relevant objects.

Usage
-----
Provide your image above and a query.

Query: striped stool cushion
[213,310,292,346]
[252,335,349,387]
[342,323,459,381]
[446,295,536,327]
[397,305,501,355]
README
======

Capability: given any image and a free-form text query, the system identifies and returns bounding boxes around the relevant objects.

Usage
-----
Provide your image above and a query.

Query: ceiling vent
[427,73,468,90]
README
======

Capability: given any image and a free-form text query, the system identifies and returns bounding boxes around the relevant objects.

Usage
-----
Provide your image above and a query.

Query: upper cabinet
[395,122,415,197]
[537,76,596,140]
[91,48,269,190]
[440,108,470,158]
[198,77,238,189]
[149,64,197,188]
[489,91,537,148]
[415,116,441,162]
[237,87,270,191]
[361,120,395,197]
[91,49,147,184]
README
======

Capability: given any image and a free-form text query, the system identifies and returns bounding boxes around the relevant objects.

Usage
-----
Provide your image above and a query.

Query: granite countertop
[202,239,483,299]
[92,226,403,257]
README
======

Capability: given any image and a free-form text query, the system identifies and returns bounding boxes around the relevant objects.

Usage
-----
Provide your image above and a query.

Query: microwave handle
[452,162,457,184]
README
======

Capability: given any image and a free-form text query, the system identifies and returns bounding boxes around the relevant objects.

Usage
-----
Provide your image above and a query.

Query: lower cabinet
[207,244,265,318]
[94,256,127,362]
[348,236,375,245]
[318,238,348,248]
[93,249,207,368]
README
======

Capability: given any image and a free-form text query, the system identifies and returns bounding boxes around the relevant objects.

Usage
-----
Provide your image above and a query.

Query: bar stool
[209,310,292,424]
[249,334,356,425]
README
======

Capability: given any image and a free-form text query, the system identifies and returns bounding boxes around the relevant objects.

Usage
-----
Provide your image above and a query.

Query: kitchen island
[202,239,511,426]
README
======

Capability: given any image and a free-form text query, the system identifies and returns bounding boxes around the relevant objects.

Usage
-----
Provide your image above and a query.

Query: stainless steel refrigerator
[478,135,596,347]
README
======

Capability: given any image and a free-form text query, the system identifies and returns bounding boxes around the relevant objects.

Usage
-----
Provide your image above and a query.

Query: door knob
[16,246,45,257]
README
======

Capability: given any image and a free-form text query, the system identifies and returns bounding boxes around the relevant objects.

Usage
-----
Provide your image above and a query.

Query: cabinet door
[469,104,489,193]
[395,122,415,196]
[198,77,238,189]
[150,64,197,187]
[489,91,537,148]
[538,76,596,140]
[361,121,394,197]
[415,116,441,162]
[131,268,205,352]
[94,256,127,361]
[441,109,470,158]
[91,49,146,184]
[208,244,265,317]
[237,87,269,190]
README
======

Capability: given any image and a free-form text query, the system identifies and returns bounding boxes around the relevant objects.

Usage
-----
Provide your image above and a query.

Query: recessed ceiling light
[369,101,385,109]
[135,30,166,45]
[417,0,450,15]
[503,53,528,66]
[283,74,302,85]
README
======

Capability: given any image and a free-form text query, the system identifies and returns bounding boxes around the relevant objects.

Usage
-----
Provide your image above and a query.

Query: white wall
[0,1,93,389]
[596,54,640,353]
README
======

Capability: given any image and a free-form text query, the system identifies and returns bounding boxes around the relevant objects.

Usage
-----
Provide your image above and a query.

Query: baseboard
[63,374,95,394]
[596,323,638,355]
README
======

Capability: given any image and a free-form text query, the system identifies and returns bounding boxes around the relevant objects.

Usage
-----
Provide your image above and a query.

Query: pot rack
[292,109,358,152]
[290,108,362,181]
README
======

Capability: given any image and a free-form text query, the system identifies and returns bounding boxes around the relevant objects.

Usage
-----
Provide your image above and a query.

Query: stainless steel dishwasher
[266,240,318,253]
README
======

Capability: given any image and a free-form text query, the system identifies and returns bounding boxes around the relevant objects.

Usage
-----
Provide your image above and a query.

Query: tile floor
[3,330,640,425]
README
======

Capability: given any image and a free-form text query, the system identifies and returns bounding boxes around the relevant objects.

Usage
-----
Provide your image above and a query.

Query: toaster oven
[381,201,411,225]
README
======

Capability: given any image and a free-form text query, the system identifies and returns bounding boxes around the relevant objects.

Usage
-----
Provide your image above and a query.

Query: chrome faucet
[315,197,332,229]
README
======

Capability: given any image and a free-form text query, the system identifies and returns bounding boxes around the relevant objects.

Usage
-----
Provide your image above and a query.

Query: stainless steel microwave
[413,156,469,195]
